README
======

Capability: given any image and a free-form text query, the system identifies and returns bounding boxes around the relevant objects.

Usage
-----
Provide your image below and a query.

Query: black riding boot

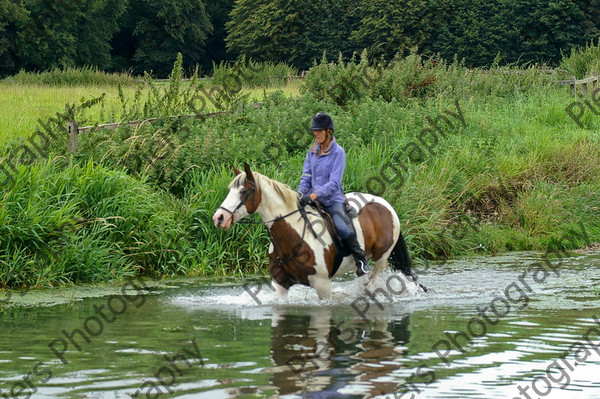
[342,233,370,277]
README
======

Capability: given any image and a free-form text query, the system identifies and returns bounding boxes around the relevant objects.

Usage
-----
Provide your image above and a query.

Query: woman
[297,112,370,277]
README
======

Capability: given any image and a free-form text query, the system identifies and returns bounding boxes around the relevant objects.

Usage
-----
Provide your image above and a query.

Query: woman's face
[313,129,327,144]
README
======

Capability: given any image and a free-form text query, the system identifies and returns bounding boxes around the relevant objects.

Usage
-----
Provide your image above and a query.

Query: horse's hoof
[355,261,370,277]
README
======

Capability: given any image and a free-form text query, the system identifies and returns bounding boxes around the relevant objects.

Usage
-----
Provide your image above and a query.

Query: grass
[0,83,137,147]
[0,80,301,148]
[2,53,600,288]
[3,66,135,86]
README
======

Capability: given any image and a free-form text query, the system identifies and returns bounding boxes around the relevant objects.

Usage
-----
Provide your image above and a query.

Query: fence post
[570,76,576,97]
[67,121,78,154]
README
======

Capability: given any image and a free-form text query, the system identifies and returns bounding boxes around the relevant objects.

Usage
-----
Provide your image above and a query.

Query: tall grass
[3,66,136,86]
[2,51,600,288]
[0,57,301,149]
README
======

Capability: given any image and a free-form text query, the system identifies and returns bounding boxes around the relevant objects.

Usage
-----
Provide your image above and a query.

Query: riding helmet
[310,112,334,131]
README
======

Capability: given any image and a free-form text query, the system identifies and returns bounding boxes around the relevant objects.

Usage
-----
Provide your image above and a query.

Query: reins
[219,181,319,267]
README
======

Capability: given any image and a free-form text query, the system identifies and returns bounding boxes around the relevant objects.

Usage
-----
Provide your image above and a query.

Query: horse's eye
[240,189,247,195]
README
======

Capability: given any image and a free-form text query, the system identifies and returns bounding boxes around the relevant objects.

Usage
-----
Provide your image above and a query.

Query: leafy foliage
[559,40,600,78]
[2,0,600,77]
[113,0,212,76]
[14,0,126,72]
[350,0,434,59]
[3,65,135,85]
[0,0,28,75]
[226,0,360,70]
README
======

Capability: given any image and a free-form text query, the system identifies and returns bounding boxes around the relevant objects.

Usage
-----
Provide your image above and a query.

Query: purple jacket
[297,138,346,207]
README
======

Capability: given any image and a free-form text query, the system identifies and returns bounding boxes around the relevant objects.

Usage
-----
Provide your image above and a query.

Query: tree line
[1,0,599,78]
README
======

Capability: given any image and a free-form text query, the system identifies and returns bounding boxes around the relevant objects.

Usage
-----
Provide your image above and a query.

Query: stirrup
[355,260,370,277]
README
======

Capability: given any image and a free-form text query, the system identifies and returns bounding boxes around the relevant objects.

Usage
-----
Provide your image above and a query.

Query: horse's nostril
[218,214,224,225]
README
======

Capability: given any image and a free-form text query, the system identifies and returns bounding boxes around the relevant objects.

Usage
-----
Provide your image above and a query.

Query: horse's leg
[368,256,388,283]
[311,277,332,300]
[272,280,289,300]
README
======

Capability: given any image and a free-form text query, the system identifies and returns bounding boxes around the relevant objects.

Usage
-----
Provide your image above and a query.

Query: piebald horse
[212,163,419,300]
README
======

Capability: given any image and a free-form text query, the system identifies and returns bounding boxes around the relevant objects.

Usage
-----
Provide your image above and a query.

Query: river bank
[2,53,600,289]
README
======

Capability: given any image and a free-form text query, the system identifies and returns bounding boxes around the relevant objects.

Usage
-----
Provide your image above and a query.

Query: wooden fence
[66,103,263,154]
[557,74,599,97]
[133,75,304,83]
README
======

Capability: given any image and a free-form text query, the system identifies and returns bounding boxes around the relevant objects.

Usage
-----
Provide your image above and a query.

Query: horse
[212,163,422,300]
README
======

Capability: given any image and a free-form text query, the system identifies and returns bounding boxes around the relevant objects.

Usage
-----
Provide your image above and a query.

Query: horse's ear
[233,166,241,176]
[243,162,254,182]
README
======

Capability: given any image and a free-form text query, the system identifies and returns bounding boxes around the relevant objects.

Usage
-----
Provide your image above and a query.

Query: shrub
[559,40,600,79]
[211,56,298,88]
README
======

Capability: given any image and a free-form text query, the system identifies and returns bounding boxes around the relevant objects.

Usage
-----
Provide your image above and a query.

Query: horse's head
[212,163,262,230]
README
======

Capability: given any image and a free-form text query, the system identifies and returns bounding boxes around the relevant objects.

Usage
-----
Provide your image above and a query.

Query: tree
[13,0,125,71]
[226,0,359,70]
[513,0,593,64]
[0,0,28,76]
[350,0,435,61]
[424,0,598,67]
[112,0,212,76]
[424,0,519,67]
[203,0,236,73]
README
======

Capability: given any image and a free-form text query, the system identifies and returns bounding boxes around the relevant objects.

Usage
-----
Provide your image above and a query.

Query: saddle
[309,200,359,276]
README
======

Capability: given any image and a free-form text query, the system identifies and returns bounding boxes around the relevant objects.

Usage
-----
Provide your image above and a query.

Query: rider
[297,112,370,277]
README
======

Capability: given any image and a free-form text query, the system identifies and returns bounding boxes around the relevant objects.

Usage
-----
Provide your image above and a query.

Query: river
[1,251,599,398]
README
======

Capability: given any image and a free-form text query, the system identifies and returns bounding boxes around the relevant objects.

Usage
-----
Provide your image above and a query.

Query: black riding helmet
[310,112,334,131]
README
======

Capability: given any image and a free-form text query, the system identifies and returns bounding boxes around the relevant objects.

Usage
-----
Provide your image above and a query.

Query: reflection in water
[266,306,411,398]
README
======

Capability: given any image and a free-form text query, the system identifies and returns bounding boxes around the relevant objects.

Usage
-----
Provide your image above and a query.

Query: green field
[0,80,301,148]
[1,53,600,288]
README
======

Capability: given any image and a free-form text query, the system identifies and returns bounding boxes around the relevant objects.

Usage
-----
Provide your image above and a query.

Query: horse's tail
[388,231,412,276]
[388,232,429,292]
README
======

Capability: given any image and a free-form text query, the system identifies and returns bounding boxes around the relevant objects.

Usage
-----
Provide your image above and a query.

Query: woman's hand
[309,193,318,201]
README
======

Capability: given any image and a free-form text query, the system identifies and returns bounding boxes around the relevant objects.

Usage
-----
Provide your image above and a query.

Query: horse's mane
[229,171,298,208]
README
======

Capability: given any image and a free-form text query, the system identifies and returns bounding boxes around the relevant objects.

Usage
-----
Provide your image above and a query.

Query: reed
[2,53,600,288]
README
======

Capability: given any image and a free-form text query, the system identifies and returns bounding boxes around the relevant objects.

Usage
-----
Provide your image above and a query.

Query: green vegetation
[2,46,600,288]
[3,66,136,86]
[2,0,600,77]
[225,0,600,69]
[0,56,302,148]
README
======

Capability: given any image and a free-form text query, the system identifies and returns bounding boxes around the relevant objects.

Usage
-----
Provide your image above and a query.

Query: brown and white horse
[212,163,418,300]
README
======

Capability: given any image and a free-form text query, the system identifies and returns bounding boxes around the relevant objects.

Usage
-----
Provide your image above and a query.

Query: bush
[559,40,600,79]
[302,49,558,106]
[211,56,298,88]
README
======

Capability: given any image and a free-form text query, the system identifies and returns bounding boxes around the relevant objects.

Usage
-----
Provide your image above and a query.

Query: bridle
[217,180,257,219]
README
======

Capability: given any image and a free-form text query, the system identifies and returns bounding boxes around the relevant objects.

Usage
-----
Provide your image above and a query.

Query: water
[1,251,600,398]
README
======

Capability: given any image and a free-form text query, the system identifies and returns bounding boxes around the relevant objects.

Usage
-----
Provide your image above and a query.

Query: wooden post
[570,76,576,97]
[67,121,78,154]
